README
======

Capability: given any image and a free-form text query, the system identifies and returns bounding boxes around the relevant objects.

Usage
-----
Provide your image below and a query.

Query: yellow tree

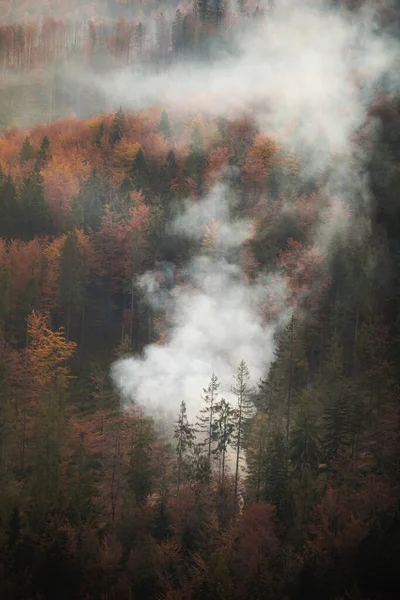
[26,310,76,390]
[19,310,76,472]
[24,311,77,524]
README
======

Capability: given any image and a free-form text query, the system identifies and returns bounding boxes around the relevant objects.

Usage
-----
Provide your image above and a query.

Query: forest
[0,0,400,599]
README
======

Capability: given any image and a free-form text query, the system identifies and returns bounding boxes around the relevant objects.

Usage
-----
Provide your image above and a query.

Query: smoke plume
[110,0,399,420]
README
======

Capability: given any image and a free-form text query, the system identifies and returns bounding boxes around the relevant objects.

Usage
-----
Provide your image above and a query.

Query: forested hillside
[0,0,400,599]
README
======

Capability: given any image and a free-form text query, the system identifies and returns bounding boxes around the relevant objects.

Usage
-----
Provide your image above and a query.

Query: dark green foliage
[36,136,50,169]
[185,126,208,195]
[157,110,172,140]
[19,136,35,165]
[59,230,85,339]
[76,169,107,231]
[132,147,149,193]
[109,108,125,145]
[20,166,53,240]
[265,432,292,521]
[128,417,154,504]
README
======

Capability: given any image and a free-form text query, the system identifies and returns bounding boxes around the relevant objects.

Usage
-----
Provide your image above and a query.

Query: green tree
[0,174,20,239]
[36,136,50,170]
[20,166,53,240]
[59,230,85,341]
[320,332,350,463]
[214,398,235,490]
[197,373,220,465]
[174,400,195,494]
[231,360,255,504]
[109,108,125,145]
[184,126,208,195]
[157,110,172,140]
[19,136,35,165]
[128,416,154,504]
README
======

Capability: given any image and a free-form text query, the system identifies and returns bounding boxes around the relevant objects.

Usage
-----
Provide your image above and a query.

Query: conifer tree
[19,136,34,165]
[174,400,195,493]
[109,107,125,145]
[59,230,85,341]
[128,416,154,504]
[320,332,350,463]
[231,360,255,503]
[36,136,50,169]
[265,431,291,521]
[0,173,20,239]
[214,397,235,489]
[20,166,53,240]
[196,373,220,464]
[185,126,208,195]
[157,110,172,141]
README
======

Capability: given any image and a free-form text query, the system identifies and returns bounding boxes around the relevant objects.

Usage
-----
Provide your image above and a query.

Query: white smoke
[109,0,399,420]
[112,184,290,420]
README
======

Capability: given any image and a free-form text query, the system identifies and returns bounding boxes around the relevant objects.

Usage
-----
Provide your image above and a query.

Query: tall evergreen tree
[157,110,172,141]
[19,136,34,165]
[214,398,235,490]
[20,166,52,240]
[231,360,254,504]
[320,332,350,463]
[0,173,20,239]
[59,230,85,341]
[196,373,220,464]
[184,126,208,195]
[128,416,154,504]
[109,108,125,145]
[174,400,195,494]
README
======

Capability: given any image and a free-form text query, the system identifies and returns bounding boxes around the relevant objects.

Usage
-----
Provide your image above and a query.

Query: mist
[111,184,290,420]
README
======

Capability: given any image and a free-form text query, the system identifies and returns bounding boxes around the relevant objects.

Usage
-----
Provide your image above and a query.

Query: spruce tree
[0,173,20,239]
[128,416,154,504]
[157,110,172,140]
[19,136,34,165]
[231,360,255,503]
[214,398,235,489]
[109,108,125,145]
[320,332,350,463]
[196,373,220,464]
[20,166,52,240]
[174,400,195,493]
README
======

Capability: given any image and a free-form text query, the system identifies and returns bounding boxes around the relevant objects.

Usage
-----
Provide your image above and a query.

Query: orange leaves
[26,310,76,389]
[279,238,330,315]
[205,147,232,186]
[243,133,281,186]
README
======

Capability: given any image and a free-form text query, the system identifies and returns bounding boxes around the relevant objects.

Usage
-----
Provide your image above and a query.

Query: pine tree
[77,169,107,232]
[185,126,208,195]
[290,387,319,475]
[0,173,20,239]
[128,416,154,504]
[157,110,172,141]
[109,108,125,145]
[320,332,350,463]
[196,373,220,464]
[36,136,50,169]
[265,431,291,521]
[59,230,85,341]
[19,136,35,165]
[214,398,234,490]
[20,166,53,240]
[231,360,255,504]
[132,147,149,193]
[174,400,195,494]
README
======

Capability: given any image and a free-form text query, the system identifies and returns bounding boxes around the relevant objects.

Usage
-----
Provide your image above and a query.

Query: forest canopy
[0,0,400,599]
